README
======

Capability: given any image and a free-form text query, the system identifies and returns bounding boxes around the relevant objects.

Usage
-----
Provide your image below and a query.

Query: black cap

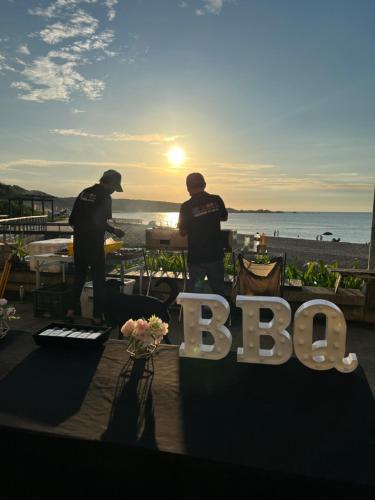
[186,172,206,189]
[101,169,123,192]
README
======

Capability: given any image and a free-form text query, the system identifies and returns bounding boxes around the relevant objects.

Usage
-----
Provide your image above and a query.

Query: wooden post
[369,185,375,270]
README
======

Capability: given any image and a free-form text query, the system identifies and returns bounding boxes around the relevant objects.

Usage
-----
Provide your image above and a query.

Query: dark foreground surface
[0,327,374,499]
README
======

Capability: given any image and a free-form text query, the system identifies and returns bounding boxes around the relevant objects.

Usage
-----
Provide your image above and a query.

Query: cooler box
[80,278,136,319]
[28,238,72,272]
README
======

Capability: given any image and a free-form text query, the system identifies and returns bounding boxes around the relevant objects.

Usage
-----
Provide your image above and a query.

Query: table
[106,249,146,294]
[0,331,373,498]
[33,253,73,288]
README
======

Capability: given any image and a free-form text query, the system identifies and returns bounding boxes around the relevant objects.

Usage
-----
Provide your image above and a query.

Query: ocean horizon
[113,211,372,244]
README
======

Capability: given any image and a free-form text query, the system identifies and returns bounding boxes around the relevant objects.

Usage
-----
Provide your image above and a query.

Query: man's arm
[178,205,188,236]
[68,195,80,227]
[218,196,228,221]
[99,196,124,237]
[105,222,124,238]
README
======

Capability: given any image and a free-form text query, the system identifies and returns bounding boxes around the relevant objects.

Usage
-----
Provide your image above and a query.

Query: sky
[0,0,374,211]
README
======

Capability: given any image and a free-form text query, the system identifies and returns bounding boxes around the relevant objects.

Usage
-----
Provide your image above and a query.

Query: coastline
[121,223,369,267]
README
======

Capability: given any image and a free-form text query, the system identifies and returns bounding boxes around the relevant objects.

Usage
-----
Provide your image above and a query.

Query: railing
[0,215,48,239]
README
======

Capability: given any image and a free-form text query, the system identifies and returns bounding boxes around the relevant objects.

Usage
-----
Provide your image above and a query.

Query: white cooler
[28,238,72,272]
[80,279,136,319]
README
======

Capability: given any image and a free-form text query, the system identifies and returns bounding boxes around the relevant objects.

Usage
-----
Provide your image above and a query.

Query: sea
[112,211,373,244]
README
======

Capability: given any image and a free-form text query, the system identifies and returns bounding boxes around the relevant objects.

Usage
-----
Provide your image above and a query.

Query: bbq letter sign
[177,293,358,372]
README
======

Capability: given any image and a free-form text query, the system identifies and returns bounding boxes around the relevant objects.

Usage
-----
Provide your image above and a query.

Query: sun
[167,146,185,167]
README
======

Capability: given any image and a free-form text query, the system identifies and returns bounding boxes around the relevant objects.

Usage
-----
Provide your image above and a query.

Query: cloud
[13,56,105,102]
[10,81,32,91]
[0,52,17,73]
[29,0,99,19]
[104,0,118,21]
[50,128,184,143]
[72,107,85,113]
[195,0,231,16]
[63,30,115,53]
[0,158,156,173]
[6,0,118,102]
[38,10,98,44]
[18,44,31,55]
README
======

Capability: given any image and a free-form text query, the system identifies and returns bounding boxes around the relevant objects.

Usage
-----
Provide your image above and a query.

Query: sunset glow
[167,147,185,167]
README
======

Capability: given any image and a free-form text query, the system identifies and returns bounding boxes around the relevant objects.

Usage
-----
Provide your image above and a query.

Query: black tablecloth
[0,330,374,498]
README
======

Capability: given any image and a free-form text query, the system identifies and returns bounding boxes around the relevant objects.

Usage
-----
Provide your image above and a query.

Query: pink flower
[121,319,136,336]
[0,299,7,306]
[135,318,148,332]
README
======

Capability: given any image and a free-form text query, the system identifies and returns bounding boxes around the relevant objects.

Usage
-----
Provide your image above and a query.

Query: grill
[145,227,236,251]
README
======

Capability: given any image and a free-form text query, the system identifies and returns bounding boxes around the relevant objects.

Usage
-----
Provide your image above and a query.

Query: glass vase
[126,337,158,360]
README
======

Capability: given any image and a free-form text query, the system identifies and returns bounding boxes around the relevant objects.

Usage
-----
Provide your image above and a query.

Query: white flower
[0,298,8,306]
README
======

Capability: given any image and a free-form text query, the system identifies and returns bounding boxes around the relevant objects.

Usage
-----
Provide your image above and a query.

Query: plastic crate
[33,322,112,349]
[33,283,73,319]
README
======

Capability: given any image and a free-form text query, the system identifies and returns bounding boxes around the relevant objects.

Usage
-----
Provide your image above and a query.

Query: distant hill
[0,182,284,213]
[0,182,54,199]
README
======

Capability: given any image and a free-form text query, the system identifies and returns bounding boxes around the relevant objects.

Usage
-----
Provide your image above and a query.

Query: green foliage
[10,236,28,260]
[145,251,186,276]
[285,259,363,289]
[115,251,364,290]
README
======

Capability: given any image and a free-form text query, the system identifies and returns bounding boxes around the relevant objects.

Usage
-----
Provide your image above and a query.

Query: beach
[121,223,370,268]
[266,236,369,268]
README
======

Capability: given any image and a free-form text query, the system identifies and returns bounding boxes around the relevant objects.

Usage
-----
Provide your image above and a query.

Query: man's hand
[113,228,125,238]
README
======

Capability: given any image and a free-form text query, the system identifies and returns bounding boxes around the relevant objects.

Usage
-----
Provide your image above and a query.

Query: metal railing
[0,215,48,239]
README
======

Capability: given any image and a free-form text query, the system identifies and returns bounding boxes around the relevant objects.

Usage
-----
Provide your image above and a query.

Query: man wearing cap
[66,170,125,325]
[178,173,228,296]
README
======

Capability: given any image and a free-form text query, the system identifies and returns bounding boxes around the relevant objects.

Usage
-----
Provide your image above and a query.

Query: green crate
[33,283,73,319]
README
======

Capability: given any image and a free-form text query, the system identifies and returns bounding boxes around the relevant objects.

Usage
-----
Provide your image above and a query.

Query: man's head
[100,170,123,194]
[186,172,206,196]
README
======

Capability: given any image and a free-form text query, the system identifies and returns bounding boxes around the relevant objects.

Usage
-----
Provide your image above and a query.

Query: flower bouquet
[121,315,169,359]
[0,298,18,340]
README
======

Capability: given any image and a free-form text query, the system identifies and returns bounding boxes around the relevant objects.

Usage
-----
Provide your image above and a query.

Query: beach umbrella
[322,231,333,236]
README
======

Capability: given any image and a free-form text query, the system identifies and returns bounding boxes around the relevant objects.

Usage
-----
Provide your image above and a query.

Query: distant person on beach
[178,172,228,296]
[66,170,125,325]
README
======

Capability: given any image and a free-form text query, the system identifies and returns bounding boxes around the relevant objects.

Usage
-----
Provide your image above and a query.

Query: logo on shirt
[80,192,96,203]
[192,202,220,218]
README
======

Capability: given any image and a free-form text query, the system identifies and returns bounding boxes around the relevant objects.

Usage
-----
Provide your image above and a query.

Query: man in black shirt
[178,173,228,295]
[66,170,124,324]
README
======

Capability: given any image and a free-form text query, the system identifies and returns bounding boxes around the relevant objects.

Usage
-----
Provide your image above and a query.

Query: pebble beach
[121,223,370,268]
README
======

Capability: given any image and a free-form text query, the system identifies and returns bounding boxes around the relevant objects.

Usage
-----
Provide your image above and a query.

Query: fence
[0,215,48,240]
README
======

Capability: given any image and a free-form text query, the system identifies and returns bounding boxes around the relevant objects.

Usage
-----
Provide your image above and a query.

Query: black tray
[33,322,112,349]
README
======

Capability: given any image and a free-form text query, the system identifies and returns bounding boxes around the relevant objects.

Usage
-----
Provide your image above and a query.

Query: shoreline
[120,223,369,268]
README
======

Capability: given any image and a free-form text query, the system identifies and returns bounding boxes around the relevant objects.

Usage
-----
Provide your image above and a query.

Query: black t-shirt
[69,184,112,240]
[178,191,228,264]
